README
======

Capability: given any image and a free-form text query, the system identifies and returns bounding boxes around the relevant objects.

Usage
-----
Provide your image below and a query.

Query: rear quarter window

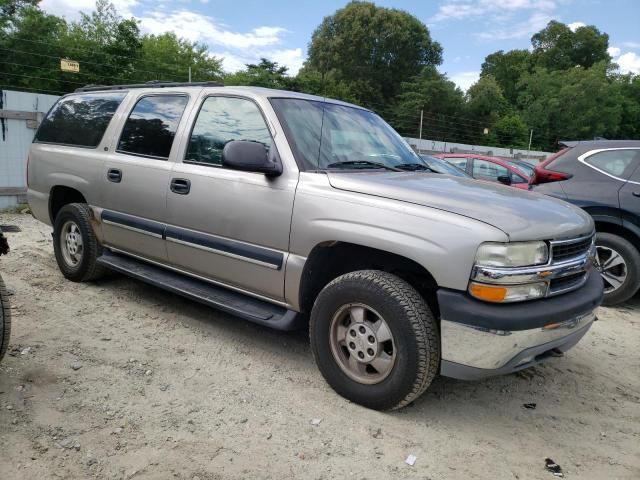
[583,149,640,179]
[35,92,126,148]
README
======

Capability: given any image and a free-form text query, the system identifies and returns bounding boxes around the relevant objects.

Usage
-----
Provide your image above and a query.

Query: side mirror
[221,140,282,177]
[497,175,512,186]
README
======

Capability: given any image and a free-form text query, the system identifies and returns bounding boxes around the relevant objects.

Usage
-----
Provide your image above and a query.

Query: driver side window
[185,96,272,166]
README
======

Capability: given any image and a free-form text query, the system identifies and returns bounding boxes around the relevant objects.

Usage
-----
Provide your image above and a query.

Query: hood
[327,171,593,242]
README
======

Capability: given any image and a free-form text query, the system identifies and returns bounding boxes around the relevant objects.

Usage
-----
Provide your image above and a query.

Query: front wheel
[595,232,640,306]
[310,270,440,410]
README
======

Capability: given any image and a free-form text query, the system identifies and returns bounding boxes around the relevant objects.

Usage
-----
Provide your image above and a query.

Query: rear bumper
[438,270,603,380]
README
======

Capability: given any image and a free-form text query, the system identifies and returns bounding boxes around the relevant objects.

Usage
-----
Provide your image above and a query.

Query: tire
[595,232,640,306]
[53,203,105,282]
[0,274,11,362]
[310,270,440,410]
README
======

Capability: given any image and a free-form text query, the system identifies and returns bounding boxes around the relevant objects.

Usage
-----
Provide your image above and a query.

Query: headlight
[468,281,548,303]
[475,241,548,268]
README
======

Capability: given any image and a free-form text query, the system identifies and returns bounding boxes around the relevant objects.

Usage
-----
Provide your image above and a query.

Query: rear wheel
[310,270,439,410]
[595,232,640,306]
[0,275,11,362]
[53,203,105,282]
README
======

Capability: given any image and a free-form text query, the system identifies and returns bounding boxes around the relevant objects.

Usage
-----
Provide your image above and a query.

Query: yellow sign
[60,59,80,73]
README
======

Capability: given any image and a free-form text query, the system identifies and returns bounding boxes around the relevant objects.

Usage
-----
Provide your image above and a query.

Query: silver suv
[27,82,603,410]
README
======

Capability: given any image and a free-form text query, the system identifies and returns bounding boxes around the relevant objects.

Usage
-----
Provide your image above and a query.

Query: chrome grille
[551,235,594,263]
[549,272,587,294]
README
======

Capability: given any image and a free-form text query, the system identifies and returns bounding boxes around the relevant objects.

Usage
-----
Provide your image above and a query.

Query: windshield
[270,98,426,171]
[421,155,470,177]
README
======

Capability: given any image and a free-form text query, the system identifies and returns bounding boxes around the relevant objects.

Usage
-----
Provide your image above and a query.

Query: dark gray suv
[531,140,640,305]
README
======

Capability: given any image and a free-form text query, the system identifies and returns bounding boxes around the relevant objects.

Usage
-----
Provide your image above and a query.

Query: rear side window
[447,157,468,170]
[583,149,640,179]
[117,95,189,159]
[35,92,126,148]
[472,159,508,180]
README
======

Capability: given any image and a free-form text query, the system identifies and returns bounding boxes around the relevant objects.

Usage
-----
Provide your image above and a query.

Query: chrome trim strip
[472,249,593,285]
[102,219,163,239]
[104,246,293,308]
[166,236,280,270]
[577,148,640,185]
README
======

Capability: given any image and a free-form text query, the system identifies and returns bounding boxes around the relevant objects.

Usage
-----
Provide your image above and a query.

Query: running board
[96,251,302,330]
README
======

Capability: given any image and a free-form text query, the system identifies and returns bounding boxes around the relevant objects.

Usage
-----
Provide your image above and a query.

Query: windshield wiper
[395,163,434,172]
[326,160,403,172]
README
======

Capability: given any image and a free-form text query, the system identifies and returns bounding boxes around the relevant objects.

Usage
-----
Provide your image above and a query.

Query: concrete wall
[0,90,60,209]
[406,137,552,162]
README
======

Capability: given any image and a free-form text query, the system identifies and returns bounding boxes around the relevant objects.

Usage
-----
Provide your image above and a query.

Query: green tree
[531,20,610,70]
[466,75,508,126]
[490,113,530,148]
[518,62,623,149]
[225,58,295,90]
[389,66,464,139]
[303,1,442,108]
[480,49,532,104]
[135,32,223,83]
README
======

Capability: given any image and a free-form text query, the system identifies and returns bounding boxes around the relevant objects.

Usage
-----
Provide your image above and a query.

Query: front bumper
[438,270,603,380]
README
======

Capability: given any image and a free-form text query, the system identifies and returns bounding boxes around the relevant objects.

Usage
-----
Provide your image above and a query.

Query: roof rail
[75,81,223,93]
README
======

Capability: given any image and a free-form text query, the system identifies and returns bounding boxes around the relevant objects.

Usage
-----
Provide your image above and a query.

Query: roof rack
[75,80,223,93]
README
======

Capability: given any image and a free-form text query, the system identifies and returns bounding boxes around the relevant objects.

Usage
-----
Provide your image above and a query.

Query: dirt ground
[0,212,638,480]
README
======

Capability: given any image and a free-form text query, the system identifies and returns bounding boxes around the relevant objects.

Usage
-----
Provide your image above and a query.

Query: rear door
[99,92,191,261]
[616,149,640,217]
[567,148,640,210]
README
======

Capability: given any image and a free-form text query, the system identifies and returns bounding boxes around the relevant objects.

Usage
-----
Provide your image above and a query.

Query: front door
[165,95,297,301]
[100,93,191,261]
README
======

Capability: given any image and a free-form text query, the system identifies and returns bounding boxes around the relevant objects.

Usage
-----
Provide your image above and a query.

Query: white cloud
[608,47,621,57]
[567,21,585,32]
[449,71,480,92]
[430,0,556,23]
[40,0,137,20]
[615,52,640,75]
[431,0,558,42]
[270,48,304,75]
[621,41,640,49]
[477,12,554,40]
[139,11,284,49]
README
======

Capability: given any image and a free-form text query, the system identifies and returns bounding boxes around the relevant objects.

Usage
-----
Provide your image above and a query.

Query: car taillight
[529,147,572,185]
[529,166,571,185]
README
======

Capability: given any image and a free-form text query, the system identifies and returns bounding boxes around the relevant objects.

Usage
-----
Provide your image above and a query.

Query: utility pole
[188,66,192,83]
[419,109,423,141]
[526,129,533,159]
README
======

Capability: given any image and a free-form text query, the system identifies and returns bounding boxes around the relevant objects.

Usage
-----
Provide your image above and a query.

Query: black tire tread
[53,203,105,282]
[0,275,11,362]
[310,270,440,410]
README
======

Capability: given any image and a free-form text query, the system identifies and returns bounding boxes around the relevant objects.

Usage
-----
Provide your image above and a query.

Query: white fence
[0,89,59,209]
[406,137,552,162]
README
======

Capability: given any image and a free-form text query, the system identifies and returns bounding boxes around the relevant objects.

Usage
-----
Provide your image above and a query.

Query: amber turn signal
[468,282,507,303]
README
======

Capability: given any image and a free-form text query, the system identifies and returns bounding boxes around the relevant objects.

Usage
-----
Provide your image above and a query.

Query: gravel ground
[0,212,639,480]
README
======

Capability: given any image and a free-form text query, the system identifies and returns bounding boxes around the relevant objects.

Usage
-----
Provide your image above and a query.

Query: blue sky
[40,0,640,90]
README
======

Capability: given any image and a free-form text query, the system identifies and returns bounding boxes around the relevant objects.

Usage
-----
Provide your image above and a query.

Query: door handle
[107,168,122,183]
[633,191,640,197]
[170,178,191,195]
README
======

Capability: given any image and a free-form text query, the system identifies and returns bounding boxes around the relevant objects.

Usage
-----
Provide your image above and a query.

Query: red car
[433,153,532,190]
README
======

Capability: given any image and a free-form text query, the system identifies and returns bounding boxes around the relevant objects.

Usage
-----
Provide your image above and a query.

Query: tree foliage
[1,2,638,152]
[302,1,442,108]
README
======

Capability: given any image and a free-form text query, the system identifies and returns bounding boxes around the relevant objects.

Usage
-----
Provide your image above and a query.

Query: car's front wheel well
[594,221,640,247]
[49,186,87,224]
[299,242,439,318]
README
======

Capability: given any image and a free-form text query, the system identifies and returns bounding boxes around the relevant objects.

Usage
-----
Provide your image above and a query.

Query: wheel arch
[296,241,440,319]
[49,186,87,224]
